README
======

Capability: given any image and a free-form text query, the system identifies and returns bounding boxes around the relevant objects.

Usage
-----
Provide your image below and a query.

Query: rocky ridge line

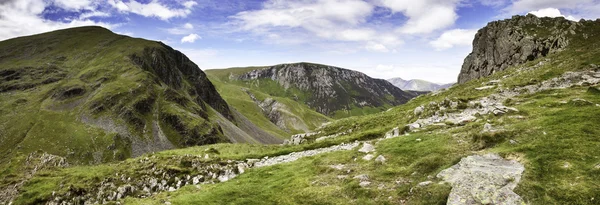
[458,14,578,83]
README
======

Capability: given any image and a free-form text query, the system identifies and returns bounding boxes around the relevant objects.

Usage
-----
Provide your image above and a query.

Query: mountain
[458,14,576,83]
[0,26,281,166]
[4,15,600,205]
[387,77,454,92]
[206,63,418,119]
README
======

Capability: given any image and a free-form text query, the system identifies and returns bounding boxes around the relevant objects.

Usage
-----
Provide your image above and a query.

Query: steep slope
[207,63,416,119]
[6,16,600,205]
[458,14,578,83]
[387,77,454,91]
[207,73,331,138]
[0,26,280,167]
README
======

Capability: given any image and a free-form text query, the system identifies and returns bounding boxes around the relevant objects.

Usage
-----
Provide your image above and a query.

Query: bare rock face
[458,14,578,84]
[237,62,416,116]
[437,154,525,205]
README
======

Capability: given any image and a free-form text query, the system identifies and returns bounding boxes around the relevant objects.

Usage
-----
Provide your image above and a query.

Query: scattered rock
[407,123,421,131]
[437,153,525,205]
[595,164,600,169]
[385,127,400,139]
[486,80,502,85]
[416,138,422,142]
[375,155,386,163]
[483,123,494,132]
[329,164,345,170]
[414,106,425,115]
[563,162,571,169]
[509,139,518,144]
[337,175,348,179]
[362,154,375,161]
[358,143,375,153]
[417,181,433,187]
[359,181,371,187]
[475,86,495,91]
[353,174,369,181]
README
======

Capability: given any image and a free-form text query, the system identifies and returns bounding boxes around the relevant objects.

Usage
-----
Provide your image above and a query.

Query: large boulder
[437,154,525,205]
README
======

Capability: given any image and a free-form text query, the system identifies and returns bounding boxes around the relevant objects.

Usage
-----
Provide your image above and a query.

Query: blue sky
[1,0,599,83]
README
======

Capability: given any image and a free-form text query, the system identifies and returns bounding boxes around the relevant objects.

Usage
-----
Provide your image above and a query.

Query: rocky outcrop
[237,62,416,116]
[130,44,232,121]
[244,89,310,132]
[43,141,360,204]
[458,14,578,84]
[437,154,525,205]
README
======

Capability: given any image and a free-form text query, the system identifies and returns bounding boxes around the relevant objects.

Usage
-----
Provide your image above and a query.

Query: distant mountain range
[387,78,454,92]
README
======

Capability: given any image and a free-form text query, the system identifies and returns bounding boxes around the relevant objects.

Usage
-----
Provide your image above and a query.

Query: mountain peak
[458,14,584,83]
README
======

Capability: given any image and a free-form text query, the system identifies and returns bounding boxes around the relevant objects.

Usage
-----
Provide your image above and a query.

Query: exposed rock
[359,181,372,187]
[437,154,525,205]
[414,106,425,115]
[236,62,416,116]
[475,86,495,91]
[416,138,422,142]
[362,154,375,161]
[375,155,386,163]
[245,90,312,132]
[408,123,421,131]
[384,127,401,139]
[459,14,576,83]
[329,164,345,170]
[255,142,360,167]
[417,181,433,187]
[483,123,494,132]
[358,143,375,153]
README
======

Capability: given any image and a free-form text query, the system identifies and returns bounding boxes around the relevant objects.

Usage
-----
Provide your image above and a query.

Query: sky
[1,0,599,84]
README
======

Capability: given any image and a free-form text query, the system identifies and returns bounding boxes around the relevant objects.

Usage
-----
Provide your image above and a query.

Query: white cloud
[231,0,404,52]
[166,23,195,35]
[108,0,197,20]
[376,0,461,34]
[510,0,591,12]
[365,42,389,52]
[79,11,111,19]
[0,0,117,41]
[52,0,94,11]
[183,1,198,9]
[430,29,477,51]
[181,33,201,43]
[529,8,578,21]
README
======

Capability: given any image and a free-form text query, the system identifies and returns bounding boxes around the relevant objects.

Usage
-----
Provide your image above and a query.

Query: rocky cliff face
[0,26,279,166]
[237,63,415,116]
[458,14,579,84]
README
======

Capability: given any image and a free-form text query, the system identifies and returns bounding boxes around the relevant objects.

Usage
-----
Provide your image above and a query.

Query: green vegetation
[206,69,331,137]
[5,18,600,205]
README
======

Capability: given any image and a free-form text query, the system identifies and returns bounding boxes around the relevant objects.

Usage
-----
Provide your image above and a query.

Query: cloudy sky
[1,0,599,83]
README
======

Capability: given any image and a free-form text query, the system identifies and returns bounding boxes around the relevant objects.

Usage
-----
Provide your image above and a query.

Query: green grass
[206,72,331,137]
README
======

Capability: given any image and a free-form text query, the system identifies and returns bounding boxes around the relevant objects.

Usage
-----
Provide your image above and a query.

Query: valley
[1,14,600,205]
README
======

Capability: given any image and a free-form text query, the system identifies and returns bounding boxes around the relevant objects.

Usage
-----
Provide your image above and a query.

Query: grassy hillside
[206,67,332,137]
[0,26,277,179]
[206,63,413,120]
[4,17,600,205]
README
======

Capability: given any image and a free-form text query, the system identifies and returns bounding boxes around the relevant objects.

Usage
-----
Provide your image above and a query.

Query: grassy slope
[206,66,394,120]
[10,19,600,204]
[0,27,237,193]
[206,68,331,137]
[121,20,600,204]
